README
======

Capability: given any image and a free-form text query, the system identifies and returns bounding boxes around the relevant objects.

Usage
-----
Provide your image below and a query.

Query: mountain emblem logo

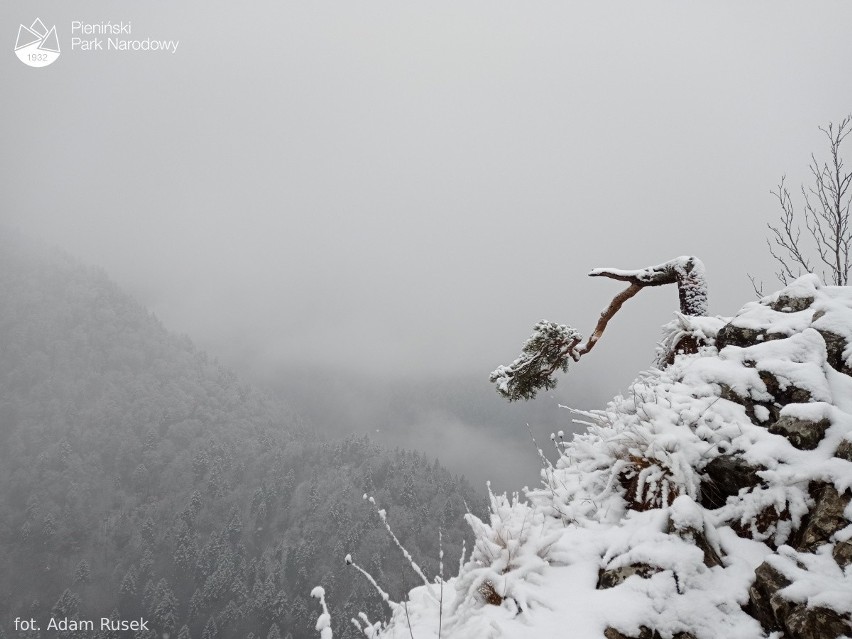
[15,18,60,67]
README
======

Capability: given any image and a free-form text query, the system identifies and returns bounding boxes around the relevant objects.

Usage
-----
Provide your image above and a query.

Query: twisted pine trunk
[579,256,707,357]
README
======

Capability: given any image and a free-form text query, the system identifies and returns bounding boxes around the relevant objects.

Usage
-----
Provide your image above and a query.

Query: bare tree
[490,256,706,401]
[763,115,852,288]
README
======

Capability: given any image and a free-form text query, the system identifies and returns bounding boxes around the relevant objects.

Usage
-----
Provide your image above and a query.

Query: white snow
[323,275,852,639]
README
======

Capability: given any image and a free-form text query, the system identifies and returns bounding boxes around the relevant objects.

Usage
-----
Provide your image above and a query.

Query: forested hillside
[0,234,481,639]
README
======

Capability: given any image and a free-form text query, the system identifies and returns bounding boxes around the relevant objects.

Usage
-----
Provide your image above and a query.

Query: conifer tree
[401,473,417,507]
[51,590,80,639]
[201,616,218,639]
[220,599,241,629]
[491,257,707,400]
[141,517,156,545]
[41,513,57,540]
[227,507,243,543]
[193,450,209,479]
[152,579,178,633]
[101,609,120,639]
[51,589,80,618]
[174,522,199,572]
[73,559,91,584]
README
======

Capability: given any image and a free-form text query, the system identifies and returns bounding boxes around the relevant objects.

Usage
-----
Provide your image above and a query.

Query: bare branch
[767,176,812,283]
[765,116,852,286]
[747,273,765,298]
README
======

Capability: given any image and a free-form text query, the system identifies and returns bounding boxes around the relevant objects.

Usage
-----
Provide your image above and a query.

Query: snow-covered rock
[344,276,852,639]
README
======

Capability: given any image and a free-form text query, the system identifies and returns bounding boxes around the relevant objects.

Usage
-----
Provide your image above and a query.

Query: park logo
[14,18,60,67]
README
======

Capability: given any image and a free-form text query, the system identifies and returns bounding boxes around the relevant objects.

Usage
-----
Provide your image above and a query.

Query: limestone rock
[771,294,814,313]
[817,329,852,377]
[718,382,779,425]
[750,560,851,638]
[716,323,781,350]
[758,370,812,406]
[785,604,850,639]
[768,415,831,450]
[835,438,852,461]
[699,455,763,510]
[666,502,723,568]
[832,540,852,569]
[603,628,695,639]
[748,561,792,632]
[795,484,850,553]
[597,563,659,589]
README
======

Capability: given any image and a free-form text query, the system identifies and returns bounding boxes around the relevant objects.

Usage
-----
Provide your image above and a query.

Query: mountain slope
[0,233,482,639]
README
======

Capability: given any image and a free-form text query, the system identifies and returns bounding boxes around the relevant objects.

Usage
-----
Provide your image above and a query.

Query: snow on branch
[311,587,334,639]
[364,494,438,599]
[489,321,582,402]
[588,255,707,317]
[491,257,708,401]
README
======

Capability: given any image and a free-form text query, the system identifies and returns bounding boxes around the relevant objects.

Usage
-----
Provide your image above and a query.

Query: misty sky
[4,1,852,491]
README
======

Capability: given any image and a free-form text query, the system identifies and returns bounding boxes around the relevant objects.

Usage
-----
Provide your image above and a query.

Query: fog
[4,1,852,492]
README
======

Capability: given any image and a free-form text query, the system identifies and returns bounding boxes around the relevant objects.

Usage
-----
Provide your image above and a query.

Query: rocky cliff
[361,275,852,639]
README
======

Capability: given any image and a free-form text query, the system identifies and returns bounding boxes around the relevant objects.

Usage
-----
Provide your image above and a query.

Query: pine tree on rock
[491,256,708,401]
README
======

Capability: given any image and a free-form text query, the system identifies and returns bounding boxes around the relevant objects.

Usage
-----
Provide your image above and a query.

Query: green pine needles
[489,321,582,401]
